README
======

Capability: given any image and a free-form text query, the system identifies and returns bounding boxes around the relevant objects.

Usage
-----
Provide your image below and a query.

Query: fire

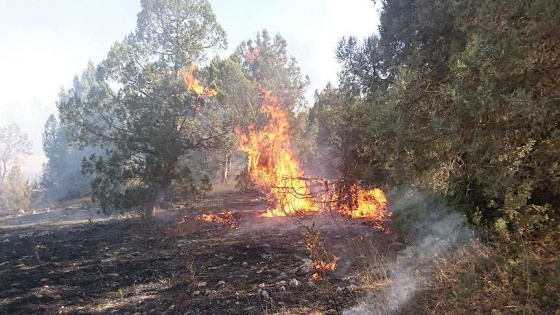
[180,64,216,98]
[194,211,237,228]
[315,254,339,271]
[235,89,316,217]
[245,46,260,63]
[312,255,340,280]
[338,185,389,222]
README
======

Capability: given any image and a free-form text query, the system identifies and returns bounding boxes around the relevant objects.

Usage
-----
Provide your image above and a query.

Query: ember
[312,255,340,280]
[194,211,238,228]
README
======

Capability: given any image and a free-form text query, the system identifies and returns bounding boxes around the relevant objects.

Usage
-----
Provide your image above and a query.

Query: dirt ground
[0,188,396,314]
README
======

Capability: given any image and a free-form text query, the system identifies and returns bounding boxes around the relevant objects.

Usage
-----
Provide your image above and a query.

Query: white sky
[0,0,380,178]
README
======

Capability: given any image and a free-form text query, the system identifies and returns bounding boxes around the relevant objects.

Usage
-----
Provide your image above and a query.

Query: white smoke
[344,190,472,314]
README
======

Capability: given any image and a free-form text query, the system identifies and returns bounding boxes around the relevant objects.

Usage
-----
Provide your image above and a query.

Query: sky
[0,0,380,179]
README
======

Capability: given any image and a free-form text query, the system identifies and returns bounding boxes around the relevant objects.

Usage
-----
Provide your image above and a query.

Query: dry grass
[345,237,560,315]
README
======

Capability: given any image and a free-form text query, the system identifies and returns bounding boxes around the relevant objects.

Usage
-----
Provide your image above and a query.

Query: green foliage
[235,170,256,192]
[233,30,311,165]
[41,114,95,203]
[326,1,560,311]
[235,30,310,113]
[0,163,32,214]
[331,0,559,234]
[58,0,228,220]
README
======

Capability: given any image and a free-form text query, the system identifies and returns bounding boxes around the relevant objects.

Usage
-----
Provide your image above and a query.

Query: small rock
[2,239,9,243]
[307,280,316,288]
[258,283,266,288]
[241,262,248,267]
[205,289,212,295]
[261,290,270,300]
[109,309,119,314]
[336,286,343,294]
[278,272,288,279]
[288,278,299,287]
[301,259,313,271]
[192,290,201,296]
[217,280,225,287]
[278,280,286,286]
[348,284,358,292]
[227,256,234,261]
[197,281,207,288]
[280,286,286,291]
[40,278,49,283]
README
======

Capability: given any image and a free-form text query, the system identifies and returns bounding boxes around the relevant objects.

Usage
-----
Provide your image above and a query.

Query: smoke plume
[343,190,473,314]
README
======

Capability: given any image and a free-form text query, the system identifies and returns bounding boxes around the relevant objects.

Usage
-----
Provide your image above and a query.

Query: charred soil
[0,190,397,314]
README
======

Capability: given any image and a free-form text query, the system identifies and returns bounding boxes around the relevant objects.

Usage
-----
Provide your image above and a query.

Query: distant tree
[233,30,311,169]
[41,114,94,203]
[58,0,227,221]
[235,30,309,114]
[0,123,32,187]
[0,162,32,214]
[205,56,258,184]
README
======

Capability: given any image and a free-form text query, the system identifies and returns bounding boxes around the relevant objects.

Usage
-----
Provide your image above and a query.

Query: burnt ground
[0,188,398,314]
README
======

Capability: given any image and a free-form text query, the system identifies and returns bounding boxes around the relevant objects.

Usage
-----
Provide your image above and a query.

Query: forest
[1,0,558,314]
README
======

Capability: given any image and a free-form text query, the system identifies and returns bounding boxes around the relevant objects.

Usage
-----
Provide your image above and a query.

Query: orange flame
[312,255,339,279]
[195,211,237,228]
[315,254,339,271]
[338,185,389,222]
[180,65,216,98]
[245,46,260,64]
[235,89,316,217]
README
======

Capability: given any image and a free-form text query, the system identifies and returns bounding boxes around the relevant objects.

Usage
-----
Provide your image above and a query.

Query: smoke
[343,190,473,315]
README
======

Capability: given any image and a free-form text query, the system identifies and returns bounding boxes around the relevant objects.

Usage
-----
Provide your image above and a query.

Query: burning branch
[234,85,390,228]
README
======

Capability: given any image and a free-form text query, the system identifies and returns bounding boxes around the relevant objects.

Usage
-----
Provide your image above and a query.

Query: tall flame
[235,89,316,217]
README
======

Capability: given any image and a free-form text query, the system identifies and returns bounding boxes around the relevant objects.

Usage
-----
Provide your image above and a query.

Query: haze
[0,0,380,179]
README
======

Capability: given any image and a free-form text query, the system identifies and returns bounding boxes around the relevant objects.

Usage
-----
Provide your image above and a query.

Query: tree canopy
[326,0,560,224]
[58,0,228,220]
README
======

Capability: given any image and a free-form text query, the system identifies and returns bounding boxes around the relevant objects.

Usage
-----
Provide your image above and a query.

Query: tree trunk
[144,179,172,223]
[222,153,231,185]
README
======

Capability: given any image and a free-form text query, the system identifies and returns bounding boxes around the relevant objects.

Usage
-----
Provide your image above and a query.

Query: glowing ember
[315,254,339,271]
[235,89,316,217]
[312,255,340,279]
[180,65,216,98]
[194,211,237,228]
